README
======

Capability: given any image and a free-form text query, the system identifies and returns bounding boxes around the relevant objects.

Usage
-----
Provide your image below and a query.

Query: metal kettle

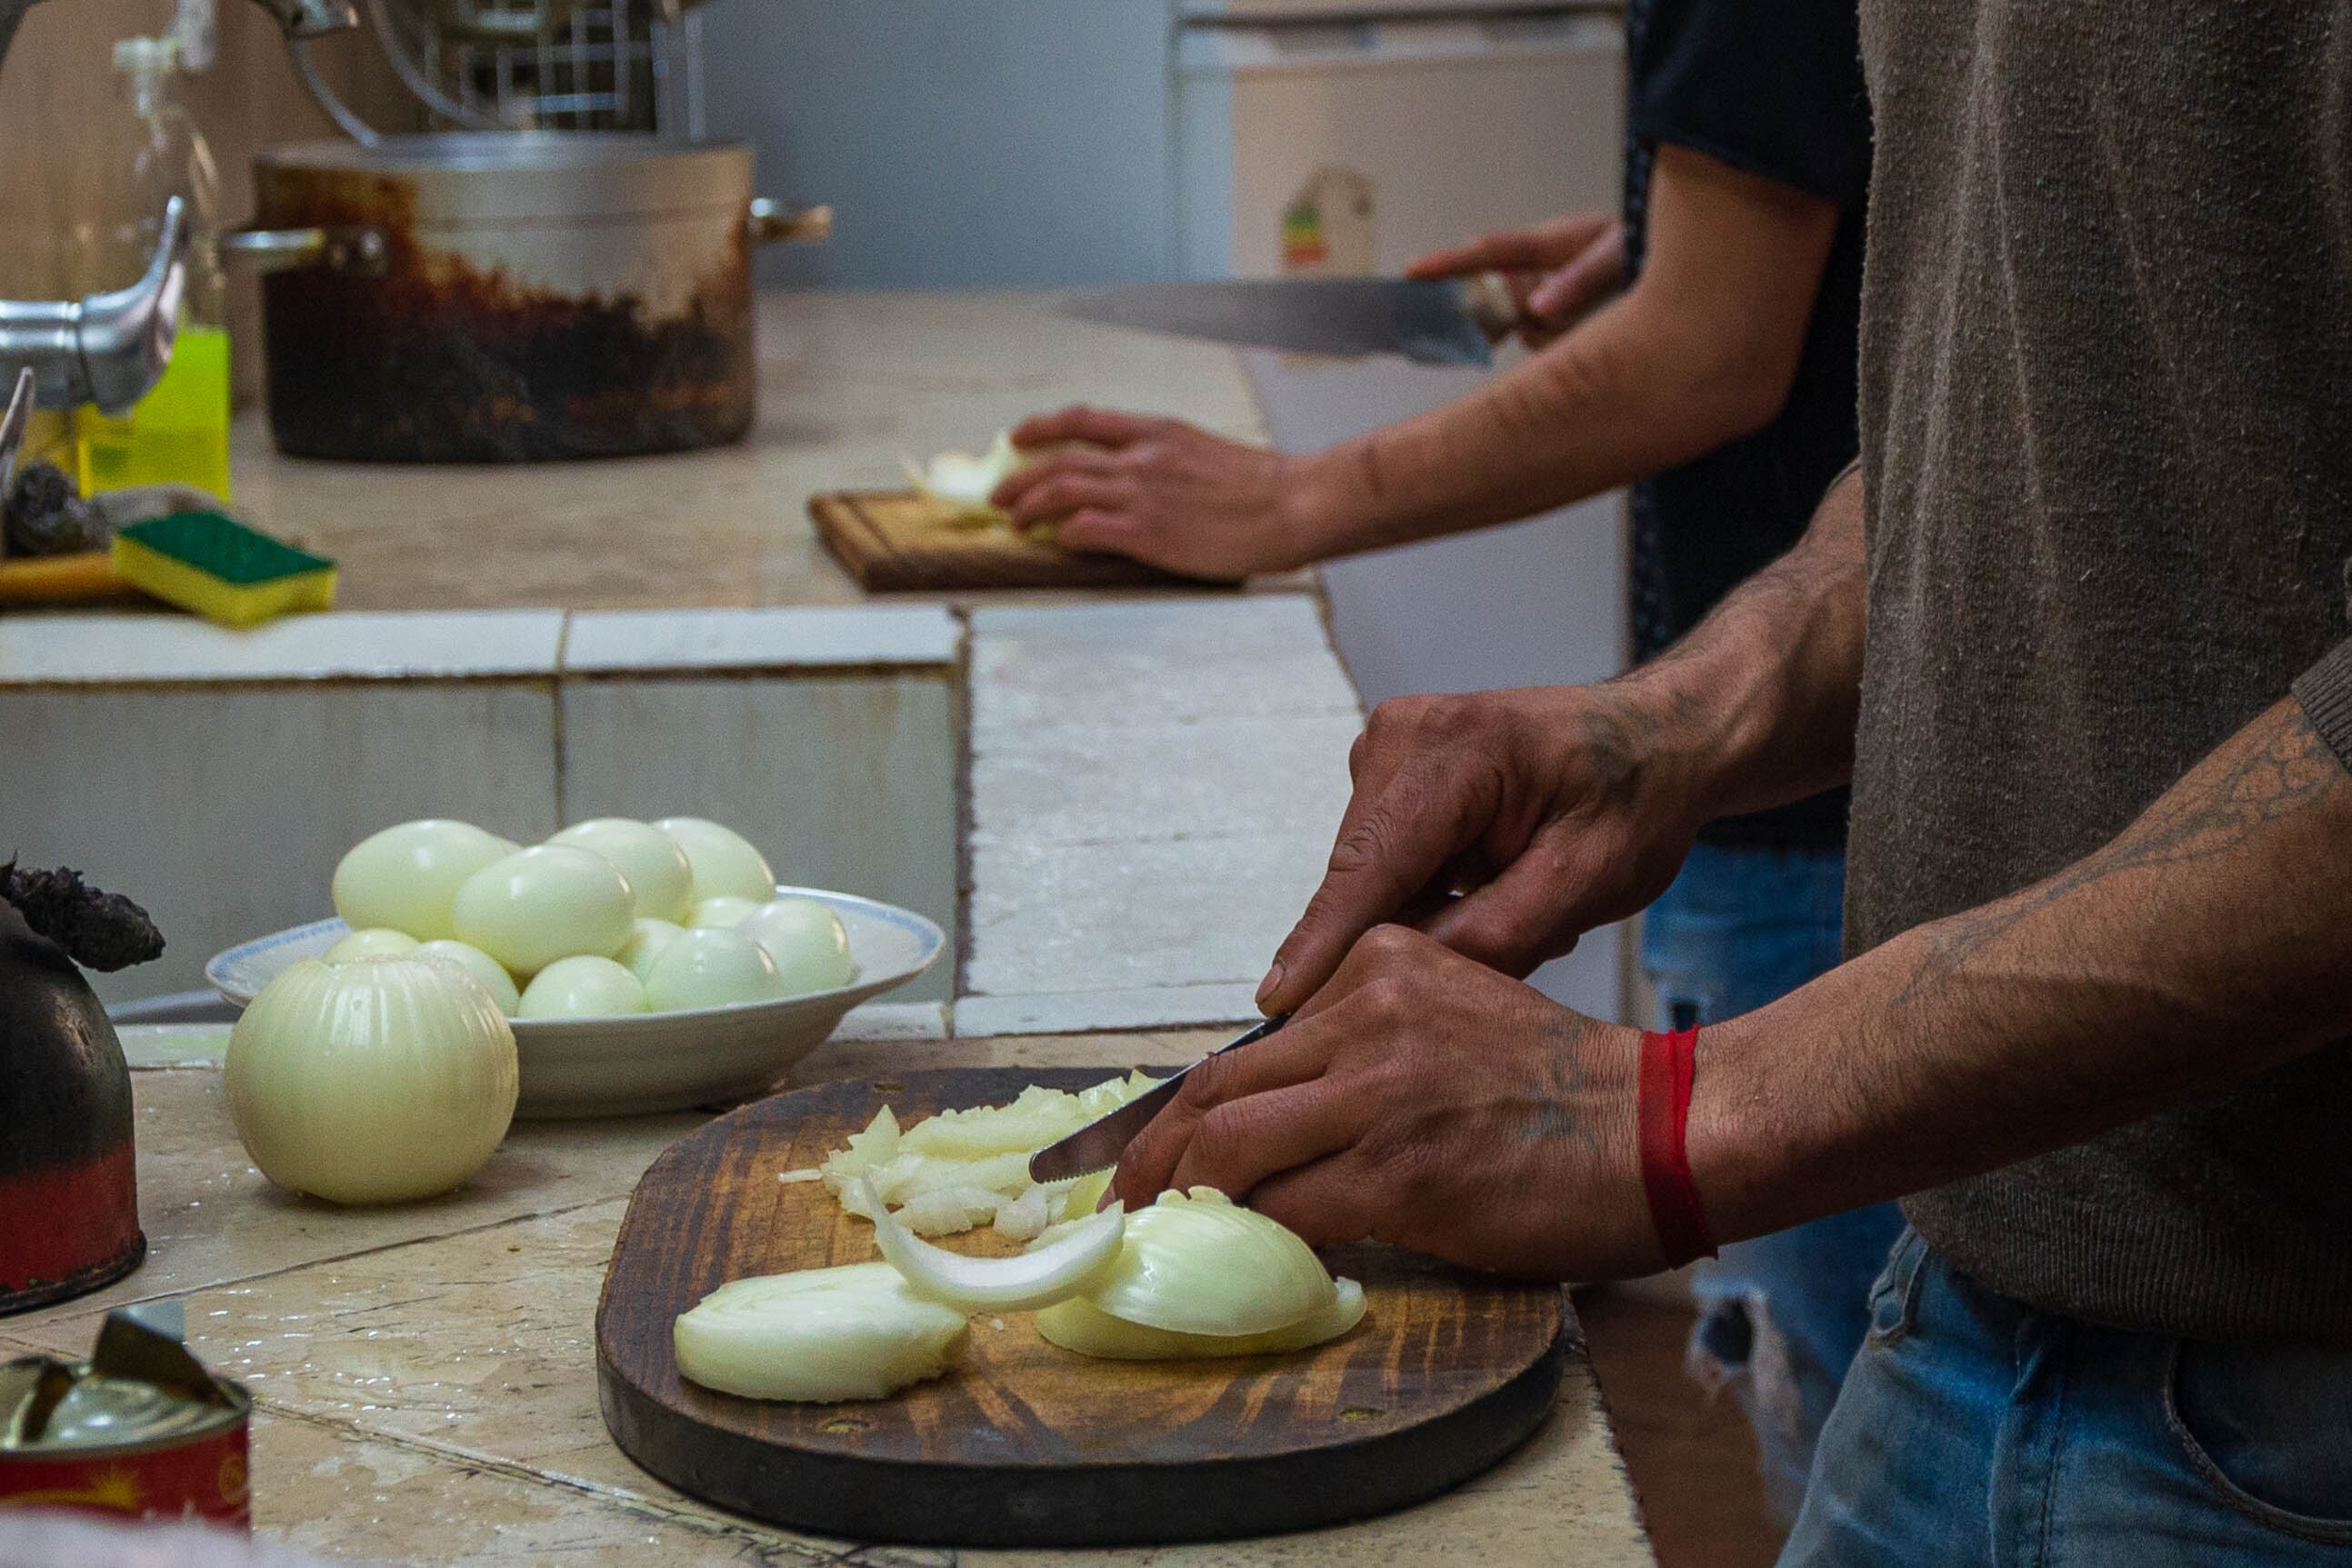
[0,898,145,1315]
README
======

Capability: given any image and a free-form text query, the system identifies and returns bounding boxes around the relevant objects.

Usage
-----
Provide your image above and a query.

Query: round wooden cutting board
[596,1067,1569,1547]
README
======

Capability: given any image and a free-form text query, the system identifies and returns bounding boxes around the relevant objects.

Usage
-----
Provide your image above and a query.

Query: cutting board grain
[809,490,1222,593]
[597,1067,1569,1547]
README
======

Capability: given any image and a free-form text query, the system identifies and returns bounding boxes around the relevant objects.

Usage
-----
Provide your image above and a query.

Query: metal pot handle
[218,226,391,276]
[748,199,833,245]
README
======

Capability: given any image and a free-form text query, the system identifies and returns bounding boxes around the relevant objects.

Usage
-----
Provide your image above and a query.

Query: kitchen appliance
[598,1068,1568,1545]
[1059,274,1517,367]
[221,133,829,462]
[1173,7,1632,1019]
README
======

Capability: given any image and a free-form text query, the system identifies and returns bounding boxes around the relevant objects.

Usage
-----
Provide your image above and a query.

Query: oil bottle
[69,28,232,500]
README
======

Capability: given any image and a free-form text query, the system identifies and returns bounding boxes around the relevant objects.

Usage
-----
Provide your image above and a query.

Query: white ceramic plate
[205,887,944,1119]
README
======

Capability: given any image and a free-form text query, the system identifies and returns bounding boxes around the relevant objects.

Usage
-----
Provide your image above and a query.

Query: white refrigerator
[1174,5,1634,1019]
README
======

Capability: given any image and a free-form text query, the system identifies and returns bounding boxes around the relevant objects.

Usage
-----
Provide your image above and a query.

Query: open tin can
[0,1302,252,1527]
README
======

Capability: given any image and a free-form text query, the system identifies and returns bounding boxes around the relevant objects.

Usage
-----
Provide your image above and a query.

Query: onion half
[1081,1189,1337,1337]
[1038,1277,1366,1361]
[673,1263,969,1402]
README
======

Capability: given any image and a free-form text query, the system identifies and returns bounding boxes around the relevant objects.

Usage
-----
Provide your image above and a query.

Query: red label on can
[0,1413,250,1529]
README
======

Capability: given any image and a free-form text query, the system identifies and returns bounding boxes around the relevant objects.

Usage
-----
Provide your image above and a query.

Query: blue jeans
[1642,842,1906,1526]
[1785,1229,2352,1565]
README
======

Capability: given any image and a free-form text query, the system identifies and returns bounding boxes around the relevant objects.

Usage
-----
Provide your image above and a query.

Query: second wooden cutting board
[810,490,1226,593]
[596,1067,1569,1547]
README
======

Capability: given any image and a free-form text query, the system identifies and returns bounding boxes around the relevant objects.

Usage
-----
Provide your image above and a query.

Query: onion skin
[1038,1277,1366,1360]
[226,957,517,1205]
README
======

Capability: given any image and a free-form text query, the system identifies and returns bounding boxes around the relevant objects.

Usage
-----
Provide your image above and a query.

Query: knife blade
[1026,1014,1287,1185]
[1057,275,1518,367]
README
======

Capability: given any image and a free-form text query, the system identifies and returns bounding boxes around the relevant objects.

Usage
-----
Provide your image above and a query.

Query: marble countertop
[1,1034,1654,1566]
[224,290,1280,615]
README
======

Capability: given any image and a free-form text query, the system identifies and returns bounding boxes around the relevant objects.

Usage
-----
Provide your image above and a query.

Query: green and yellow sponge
[111,511,336,628]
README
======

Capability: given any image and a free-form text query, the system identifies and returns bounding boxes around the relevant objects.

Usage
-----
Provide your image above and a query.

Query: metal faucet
[0,0,356,414]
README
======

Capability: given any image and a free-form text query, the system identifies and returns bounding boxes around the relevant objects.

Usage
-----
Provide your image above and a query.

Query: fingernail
[1256,959,1285,1007]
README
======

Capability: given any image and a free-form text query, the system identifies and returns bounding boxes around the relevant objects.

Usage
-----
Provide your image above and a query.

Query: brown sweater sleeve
[2292,636,2352,773]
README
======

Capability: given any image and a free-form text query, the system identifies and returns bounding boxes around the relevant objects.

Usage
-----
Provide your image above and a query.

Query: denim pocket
[2163,1338,2352,1543]
[1863,1227,1929,1347]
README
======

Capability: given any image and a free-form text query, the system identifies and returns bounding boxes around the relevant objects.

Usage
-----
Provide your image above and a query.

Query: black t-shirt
[1623,0,1869,849]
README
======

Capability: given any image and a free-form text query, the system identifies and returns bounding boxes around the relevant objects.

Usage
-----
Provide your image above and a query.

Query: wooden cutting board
[596,1067,1569,1547]
[809,490,1224,592]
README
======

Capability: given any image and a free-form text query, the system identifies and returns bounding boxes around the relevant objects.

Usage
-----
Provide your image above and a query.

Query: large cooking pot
[224,134,828,463]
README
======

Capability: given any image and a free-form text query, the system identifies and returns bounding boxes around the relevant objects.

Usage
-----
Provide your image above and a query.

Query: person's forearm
[1590,464,1867,826]
[1690,688,2352,1242]
[1291,291,1788,558]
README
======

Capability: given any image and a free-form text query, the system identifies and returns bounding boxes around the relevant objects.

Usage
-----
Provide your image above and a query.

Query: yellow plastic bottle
[70,34,231,500]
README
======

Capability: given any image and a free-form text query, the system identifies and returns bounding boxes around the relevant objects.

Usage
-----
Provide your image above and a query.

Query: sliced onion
[858,1176,1125,1313]
[1082,1189,1336,1337]
[673,1263,968,1402]
[1039,1277,1366,1361]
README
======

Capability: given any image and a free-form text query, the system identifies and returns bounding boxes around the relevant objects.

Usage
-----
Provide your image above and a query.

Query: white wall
[701,1,1178,289]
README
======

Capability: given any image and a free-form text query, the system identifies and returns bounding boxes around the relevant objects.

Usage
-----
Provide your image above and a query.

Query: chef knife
[1057,274,1521,368]
[1026,1014,1287,1184]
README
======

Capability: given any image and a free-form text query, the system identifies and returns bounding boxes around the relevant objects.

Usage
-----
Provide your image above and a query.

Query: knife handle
[1459,271,1521,343]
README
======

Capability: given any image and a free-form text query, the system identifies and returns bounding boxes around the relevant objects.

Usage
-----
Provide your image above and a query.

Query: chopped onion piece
[1039,1278,1366,1361]
[859,1177,1126,1313]
[776,1168,824,1184]
[896,1185,1007,1237]
[992,1185,1052,1243]
[673,1263,968,1402]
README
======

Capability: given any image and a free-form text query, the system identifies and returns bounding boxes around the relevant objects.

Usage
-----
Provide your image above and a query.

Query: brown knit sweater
[1849,0,2352,1340]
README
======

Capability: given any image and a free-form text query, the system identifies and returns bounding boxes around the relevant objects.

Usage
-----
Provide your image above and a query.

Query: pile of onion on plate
[324,816,857,1020]
[226,814,866,1206]
[673,1079,1367,1400]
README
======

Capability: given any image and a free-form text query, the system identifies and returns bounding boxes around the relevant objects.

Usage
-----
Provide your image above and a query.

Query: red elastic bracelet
[1637,1026,1717,1266]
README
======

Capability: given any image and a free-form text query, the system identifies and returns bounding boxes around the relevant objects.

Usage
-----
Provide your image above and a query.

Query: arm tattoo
[1896,706,2347,1004]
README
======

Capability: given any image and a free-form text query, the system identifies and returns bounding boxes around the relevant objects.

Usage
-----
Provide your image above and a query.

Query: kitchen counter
[225,290,1281,614]
[2,1031,1654,1565]
[0,292,1656,1563]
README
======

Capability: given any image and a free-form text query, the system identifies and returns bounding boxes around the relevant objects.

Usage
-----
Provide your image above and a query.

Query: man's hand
[989,409,1338,581]
[1257,682,1716,1015]
[1406,213,1627,348]
[1110,924,1661,1279]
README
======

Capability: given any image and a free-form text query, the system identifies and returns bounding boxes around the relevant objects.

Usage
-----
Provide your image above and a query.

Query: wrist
[1286,440,1405,563]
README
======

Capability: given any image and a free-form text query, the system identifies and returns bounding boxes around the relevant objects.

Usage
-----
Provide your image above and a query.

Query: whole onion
[226,957,517,1205]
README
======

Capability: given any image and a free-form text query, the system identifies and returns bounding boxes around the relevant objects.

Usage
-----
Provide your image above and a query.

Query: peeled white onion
[643,926,786,1012]
[1080,1188,1336,1337]
[547,818,695,924]
[451,845,636,976]
[903,431,1027,523]
[332,819,514,942]
[517,954,648,1019]
[225,956,517,1204]
[1039,1277,1366,1360]
[860,1176,1124,1312]
[736,898,856,994]
[616,917,686,982]
[689,895,761,930]
[325,927,420,963]
[653,818,776,905]
[673,1263,970,1402]
[413,939,522,1014]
